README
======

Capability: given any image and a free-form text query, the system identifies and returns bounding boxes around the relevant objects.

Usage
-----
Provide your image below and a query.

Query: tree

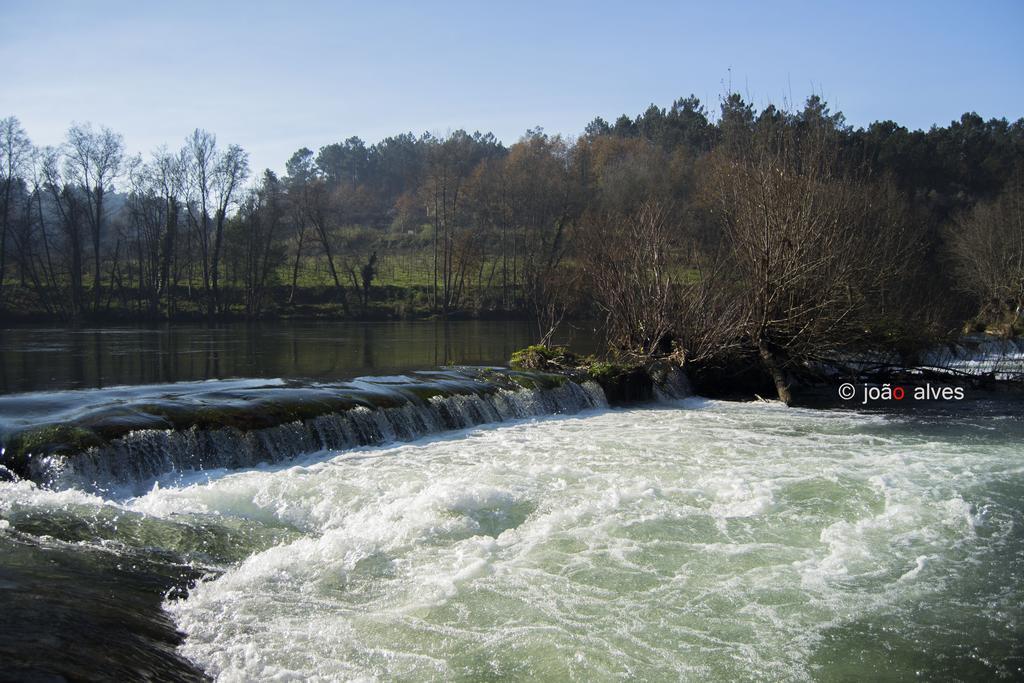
[717,93,756,154]
[210,143,249,313]
[582,199,680,359]
[184,128,218,310]
[64,122,124,312]
[584,116,611,138]
[465,155,514,309]
[947,172,1024,330]
[231,170,286,317]
[317,137,367,189]
[10,167,67,318]
[369,133,424,200]
[301,176,352,314]
[125,147,185,315]
[0,116,33,305]
[666,95,713,153]
[152,148,185,315]
[422,131,489,314]
[701,124,917,403]
[40,146,88,317]
[284,147,316,303]
[503,130,579,342]
[182,129,248,315]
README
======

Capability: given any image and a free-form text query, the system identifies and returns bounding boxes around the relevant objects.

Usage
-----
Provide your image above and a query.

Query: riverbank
[0,281,544,324]
[507,339,1024,407]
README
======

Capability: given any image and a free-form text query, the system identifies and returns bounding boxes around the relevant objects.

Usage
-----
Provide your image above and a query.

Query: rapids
[2,395,1021,680]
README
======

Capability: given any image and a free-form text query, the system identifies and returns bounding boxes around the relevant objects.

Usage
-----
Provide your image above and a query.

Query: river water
[0,321,600,393]
[2,397,1021,679]
[0,324,1021,680]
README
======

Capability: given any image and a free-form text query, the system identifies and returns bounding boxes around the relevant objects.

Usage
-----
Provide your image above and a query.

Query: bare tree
[40,146,88,317]
[154,148,186,315]
[505,131,578,342]
[233,171,285,317]
[125,148,185,315]
[582,199,681,359]
[125,155,161,312]
[947,172,1024,332]
[210,144,249,313]
[64,123,124,313]
[422,133,472,315]
[465,157,515,309]
[0,116,33,305]
[302,177,351,314]
[701,127,916,403]
[284,148,316,304]
[183,129,217,314]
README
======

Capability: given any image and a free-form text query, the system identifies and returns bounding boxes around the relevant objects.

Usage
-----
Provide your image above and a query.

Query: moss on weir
[3,424,106,479]
[508,345,658,405]
[509,345,578,371]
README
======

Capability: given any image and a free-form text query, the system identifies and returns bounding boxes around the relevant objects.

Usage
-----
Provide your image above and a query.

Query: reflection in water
[0,321,599,394]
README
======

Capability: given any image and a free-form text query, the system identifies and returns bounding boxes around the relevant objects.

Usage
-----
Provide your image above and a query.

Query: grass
[0,239,701,321]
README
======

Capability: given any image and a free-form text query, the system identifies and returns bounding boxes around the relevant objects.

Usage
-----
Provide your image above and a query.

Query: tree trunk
[288,228,305,304]
[92,187,104,313]
[758,341,792,405]
[0,179,11,306]
[211,209,226,316]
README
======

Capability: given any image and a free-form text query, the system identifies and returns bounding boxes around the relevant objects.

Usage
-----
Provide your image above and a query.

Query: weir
[0,368,623,495]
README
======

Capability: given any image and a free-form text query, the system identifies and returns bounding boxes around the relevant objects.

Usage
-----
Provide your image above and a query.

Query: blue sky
[1,0,1022,176]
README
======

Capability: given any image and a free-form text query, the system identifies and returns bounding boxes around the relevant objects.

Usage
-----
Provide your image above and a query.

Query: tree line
[0,94,1021,399]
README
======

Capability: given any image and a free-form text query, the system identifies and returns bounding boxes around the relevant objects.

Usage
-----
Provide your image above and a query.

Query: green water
[3,398,1019,680]
[0,320,599,393]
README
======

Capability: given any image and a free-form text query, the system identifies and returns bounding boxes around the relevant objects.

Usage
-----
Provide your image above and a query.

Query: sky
[1,0,1022,177]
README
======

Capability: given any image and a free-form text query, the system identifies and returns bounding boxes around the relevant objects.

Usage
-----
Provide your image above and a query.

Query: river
[0,323,1021,680]
[0,320,601,393]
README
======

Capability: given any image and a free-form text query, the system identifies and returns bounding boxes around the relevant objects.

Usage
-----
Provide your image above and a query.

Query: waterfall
[920,336,1024,380]
[24,374,608,495]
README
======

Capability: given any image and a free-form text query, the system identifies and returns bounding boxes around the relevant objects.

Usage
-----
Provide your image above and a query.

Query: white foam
[125,400,1023,680]
[0,397,999,680]
[898,554,932,582]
